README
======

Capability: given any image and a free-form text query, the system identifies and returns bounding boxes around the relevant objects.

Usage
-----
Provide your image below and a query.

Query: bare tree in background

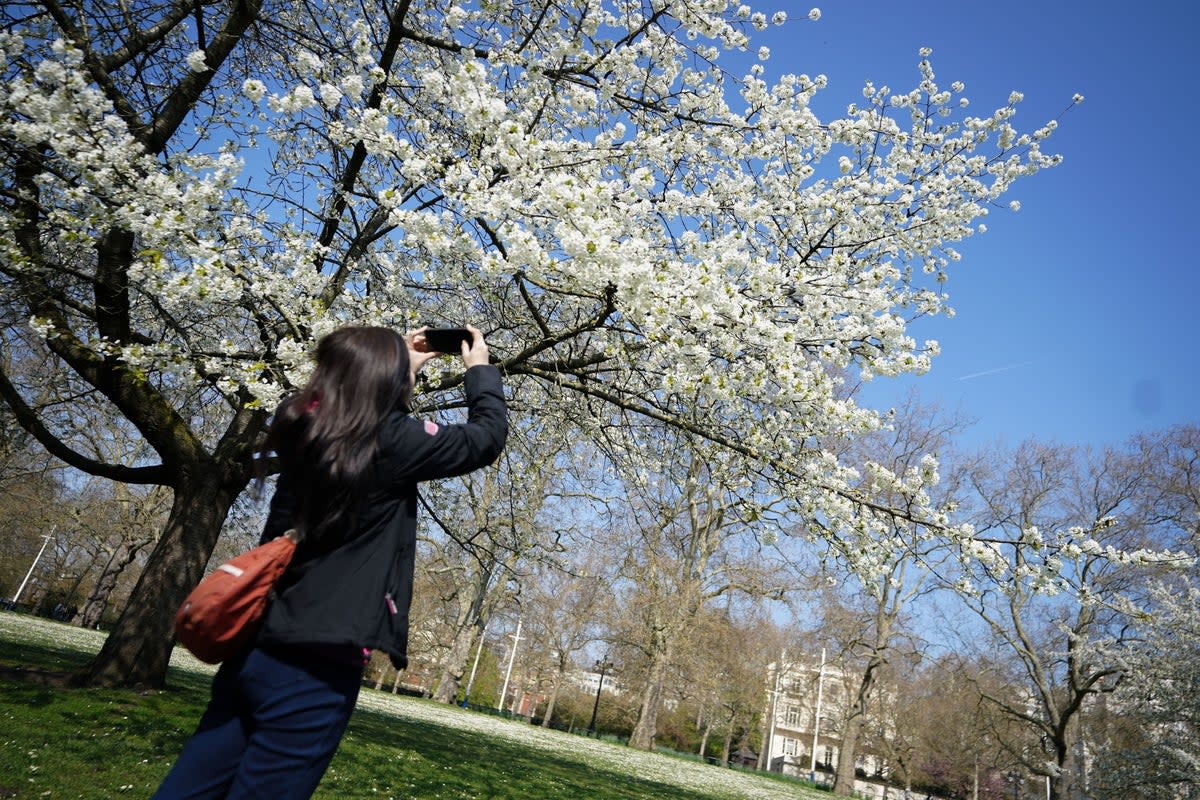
[521,544,609,727]
[821,394,969,796]
[421,421,575,705]
[605,426,795,751]
[949,439,1181,800]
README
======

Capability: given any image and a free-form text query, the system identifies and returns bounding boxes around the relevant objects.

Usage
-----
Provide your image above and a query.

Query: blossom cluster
[0,3,1080,583]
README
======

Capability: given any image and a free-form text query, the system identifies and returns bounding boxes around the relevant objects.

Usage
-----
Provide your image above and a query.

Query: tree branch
[141,0,264,153]
[0,362,168,484]
[314,0,412,306]
[101,1,197,72]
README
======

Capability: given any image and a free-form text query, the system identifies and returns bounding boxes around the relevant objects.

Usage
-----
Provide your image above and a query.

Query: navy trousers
[153,645,363,799]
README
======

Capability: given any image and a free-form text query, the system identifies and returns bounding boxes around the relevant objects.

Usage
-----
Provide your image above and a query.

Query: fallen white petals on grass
[0,615,814,799]
[355,691,823,800]
[0,613,217,675]
[0,612,108,653]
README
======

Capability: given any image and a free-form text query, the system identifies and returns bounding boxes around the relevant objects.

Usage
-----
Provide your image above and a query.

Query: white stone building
[761,655,892,791]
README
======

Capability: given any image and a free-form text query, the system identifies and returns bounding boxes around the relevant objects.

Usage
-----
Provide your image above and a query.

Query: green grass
[0,613,824,799]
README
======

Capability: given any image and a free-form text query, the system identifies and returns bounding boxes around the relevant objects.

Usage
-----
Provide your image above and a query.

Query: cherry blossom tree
[946,440,1192,800]
[814,393,968,795]
[2,0,1069,686]
[1091,583,1200,800]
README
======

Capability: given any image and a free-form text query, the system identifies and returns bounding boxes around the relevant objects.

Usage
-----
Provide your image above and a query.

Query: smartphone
[422,327,474,353]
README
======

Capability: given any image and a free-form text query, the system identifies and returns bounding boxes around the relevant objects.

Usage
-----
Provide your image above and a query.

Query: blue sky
[751,0,1199,452]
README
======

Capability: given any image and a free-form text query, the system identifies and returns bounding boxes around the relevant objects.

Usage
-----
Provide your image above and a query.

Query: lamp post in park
[497,620,522,713]
[809,647,826,783]
[9,528,55,607]
[587,655,614,737]
[461,625,487,709]
[1005,770,1023,800]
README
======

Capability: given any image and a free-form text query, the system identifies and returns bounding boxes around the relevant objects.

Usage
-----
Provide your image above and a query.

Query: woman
[154,324,507,799]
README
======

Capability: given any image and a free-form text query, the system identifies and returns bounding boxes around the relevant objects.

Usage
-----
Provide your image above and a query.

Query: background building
[761,655,893,796]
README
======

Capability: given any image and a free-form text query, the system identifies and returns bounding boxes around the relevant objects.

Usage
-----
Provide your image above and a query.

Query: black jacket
[256,364,507,667]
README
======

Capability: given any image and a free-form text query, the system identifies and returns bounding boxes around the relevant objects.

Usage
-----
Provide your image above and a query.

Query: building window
[785,704,800,726]
[783,737,799,756]
[822,746,835,769]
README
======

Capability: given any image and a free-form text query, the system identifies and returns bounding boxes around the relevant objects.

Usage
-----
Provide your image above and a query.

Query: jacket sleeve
[384,364,508,483]
[259,470,300,544]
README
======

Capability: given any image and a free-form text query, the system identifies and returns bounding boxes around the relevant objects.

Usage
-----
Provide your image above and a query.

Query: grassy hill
[0,614,825,799]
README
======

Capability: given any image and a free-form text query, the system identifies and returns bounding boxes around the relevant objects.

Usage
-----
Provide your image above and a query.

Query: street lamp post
[586,655,614,736]
[809,647,826,783]
[10,530,54,606]
[764,649,785,772]
[1005,770,1022,800]
[497,620,522,713]
[461,625,487,709]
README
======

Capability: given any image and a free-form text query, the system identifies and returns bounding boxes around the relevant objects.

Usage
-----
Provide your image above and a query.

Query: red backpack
[174,531,298,664]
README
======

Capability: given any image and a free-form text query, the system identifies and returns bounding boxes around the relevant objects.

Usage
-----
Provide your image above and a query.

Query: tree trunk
[61,545,100,610]
[1050,732,1083,800]
[756,688,774,770]
[432,620,482,704]
[699,719,714,759]
[833,645,887,796]
[832,710,863,795]
[541,664,565,727]
[75,538,147,629]
[630,652,671,750]
[720,728,733,767]
[74,471,242,688]
[431,549,506,704]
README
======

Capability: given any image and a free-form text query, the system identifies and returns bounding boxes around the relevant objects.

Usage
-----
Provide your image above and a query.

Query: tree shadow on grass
[0,635,92,685]
[323,704,725,800]
[0,619,751,800]
[0,623,215,693]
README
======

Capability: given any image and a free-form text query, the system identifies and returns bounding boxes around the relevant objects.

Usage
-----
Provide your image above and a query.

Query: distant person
[154,324,507,799]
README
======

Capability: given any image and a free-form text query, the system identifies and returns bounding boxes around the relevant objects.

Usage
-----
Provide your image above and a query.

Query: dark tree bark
[75,468,246,687]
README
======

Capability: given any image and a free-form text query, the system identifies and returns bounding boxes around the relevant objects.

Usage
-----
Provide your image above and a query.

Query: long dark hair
[259,326,412,542]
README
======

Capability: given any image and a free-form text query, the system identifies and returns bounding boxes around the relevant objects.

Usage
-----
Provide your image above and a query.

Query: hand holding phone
[421,327,474,353]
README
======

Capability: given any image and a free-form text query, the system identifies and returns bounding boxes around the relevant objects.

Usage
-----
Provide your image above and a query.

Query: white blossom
[242,79,266,102]
[295,49,322,75]
[185,50,207,73]
[318,82,343,108]
[0,6,1081,594]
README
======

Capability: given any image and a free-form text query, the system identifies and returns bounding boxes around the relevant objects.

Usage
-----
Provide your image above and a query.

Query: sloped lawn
[0,614,822,799]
